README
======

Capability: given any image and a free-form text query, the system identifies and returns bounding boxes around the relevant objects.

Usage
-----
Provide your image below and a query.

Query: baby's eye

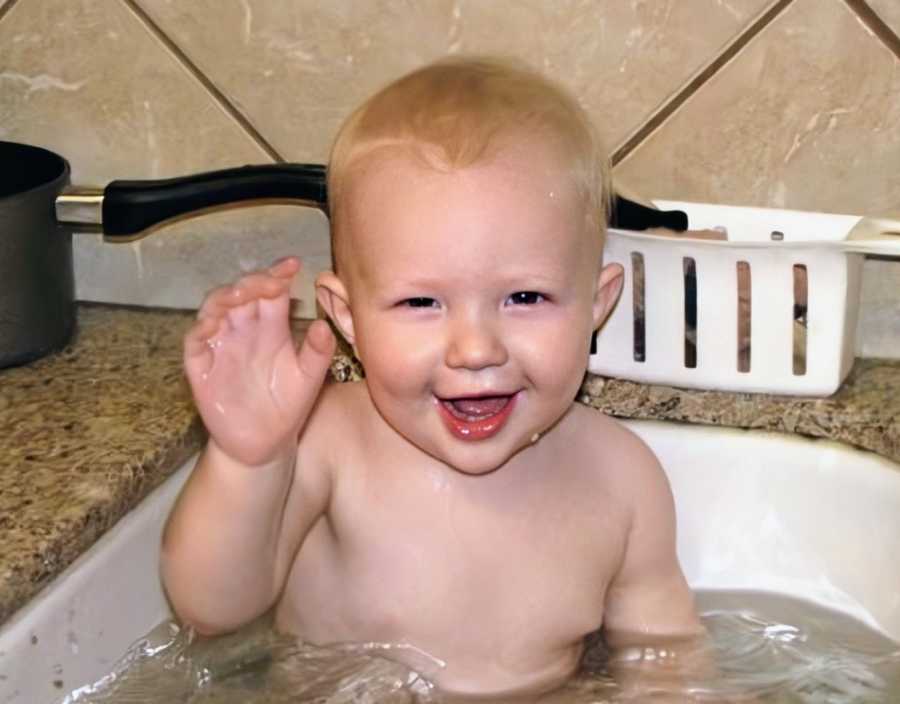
[402,297,439,309]
[506,291,545,305]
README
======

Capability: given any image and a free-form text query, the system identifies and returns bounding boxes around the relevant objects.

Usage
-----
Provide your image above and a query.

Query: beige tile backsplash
[73,206,330,319]
[2,0,898,358]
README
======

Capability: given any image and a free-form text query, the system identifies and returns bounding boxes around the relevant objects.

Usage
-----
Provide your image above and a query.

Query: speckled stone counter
[578,360,900,465]
[0,305,203,626]
[1,303,898,627]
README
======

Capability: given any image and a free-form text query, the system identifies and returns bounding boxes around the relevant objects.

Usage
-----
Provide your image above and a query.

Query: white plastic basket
[590,201,900,396]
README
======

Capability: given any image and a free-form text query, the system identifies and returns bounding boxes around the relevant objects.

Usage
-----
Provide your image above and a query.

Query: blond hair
[327,56,609,269]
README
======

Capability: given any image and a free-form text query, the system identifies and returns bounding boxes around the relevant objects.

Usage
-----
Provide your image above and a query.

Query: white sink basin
[2,419,899,703]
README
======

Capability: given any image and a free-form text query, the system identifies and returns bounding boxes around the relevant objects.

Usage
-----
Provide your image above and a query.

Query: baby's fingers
[197,269,292,321]
[232,271,292,302]
[183,316,220,378]
[268,256,302,279]
[197,285,236,325]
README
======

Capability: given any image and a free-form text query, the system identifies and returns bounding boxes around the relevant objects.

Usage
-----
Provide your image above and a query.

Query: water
[59,591,900,703]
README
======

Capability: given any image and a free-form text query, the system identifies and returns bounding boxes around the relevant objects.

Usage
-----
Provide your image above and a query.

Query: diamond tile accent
[868,0,900,39]
[136,0,771,159]
[614,0,900,216]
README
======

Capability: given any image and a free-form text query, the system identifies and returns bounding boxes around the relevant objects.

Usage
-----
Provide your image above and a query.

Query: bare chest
[281,452,628,662]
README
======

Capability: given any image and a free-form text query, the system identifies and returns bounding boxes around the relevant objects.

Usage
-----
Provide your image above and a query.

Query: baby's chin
[425,433,542,476]
[377,413,537,476]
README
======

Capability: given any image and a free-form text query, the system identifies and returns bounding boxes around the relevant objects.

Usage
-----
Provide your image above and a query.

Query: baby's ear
[315,271,356,345]
[592,262,624,329]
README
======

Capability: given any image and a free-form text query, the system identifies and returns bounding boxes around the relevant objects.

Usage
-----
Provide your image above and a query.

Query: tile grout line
[611,0,795,166]
[843,0,900,61]
[0,0,21,27]
[119,0,286,163]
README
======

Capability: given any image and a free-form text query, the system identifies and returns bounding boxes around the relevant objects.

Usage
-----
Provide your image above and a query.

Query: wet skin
[162,143,701,697]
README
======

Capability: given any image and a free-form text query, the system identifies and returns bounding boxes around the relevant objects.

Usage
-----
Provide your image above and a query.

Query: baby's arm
[602,429,713,698]
[603,434,700,643]
[161,257,336,635]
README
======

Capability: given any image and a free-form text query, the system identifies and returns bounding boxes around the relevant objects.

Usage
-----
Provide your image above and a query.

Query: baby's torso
[277,387,631,695]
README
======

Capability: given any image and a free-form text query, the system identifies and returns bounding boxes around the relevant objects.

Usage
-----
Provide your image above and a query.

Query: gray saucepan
[0,140,327,367]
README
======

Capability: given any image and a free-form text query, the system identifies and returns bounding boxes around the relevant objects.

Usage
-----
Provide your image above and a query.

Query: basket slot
[642,247,685,371]
[683,257,698,368]
[693,249,740,381]
[631,252,645,362]
[748,251,796,382]
[737,261,751,373]
[793,264,808,376]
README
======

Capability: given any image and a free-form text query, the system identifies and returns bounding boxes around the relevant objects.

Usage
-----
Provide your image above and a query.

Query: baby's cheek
[556,345,591,392]
[528,319,589,368]
[361,339,437,395]
[360,337,435,378]
[558,333,595,392]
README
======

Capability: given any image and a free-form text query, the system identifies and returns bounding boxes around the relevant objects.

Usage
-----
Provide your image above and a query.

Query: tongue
[449,396,509,418]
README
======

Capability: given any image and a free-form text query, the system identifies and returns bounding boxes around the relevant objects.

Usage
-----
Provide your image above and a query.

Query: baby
[161,57,702,698]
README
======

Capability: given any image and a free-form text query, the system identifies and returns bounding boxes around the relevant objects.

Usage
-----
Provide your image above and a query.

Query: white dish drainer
[591,201,900,396]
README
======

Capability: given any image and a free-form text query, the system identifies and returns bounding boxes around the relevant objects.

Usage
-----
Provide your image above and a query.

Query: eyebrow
[375,271,571,292]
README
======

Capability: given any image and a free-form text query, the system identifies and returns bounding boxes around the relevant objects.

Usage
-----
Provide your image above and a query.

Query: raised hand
[183,257,336,467]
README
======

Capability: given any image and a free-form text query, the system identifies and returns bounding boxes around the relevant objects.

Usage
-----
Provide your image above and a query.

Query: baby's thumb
[296,319,337,386]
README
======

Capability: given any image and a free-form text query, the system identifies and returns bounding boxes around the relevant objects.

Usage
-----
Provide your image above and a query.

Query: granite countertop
[1,303,898,626]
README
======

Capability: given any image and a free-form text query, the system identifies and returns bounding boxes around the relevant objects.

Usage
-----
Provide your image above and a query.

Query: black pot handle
[101,163,327,239]
[610,195,688,231]
[56,160,687,239]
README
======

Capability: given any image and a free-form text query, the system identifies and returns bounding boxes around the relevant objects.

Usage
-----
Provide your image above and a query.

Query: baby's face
[335,143,618,474]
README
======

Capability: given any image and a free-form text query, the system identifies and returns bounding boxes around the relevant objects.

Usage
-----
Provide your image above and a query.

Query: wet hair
[327,56,610,271]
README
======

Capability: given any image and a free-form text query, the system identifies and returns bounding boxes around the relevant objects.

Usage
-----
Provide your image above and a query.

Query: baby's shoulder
[565,405,670,500]
[566,404,653,457]
[297,380,374,457]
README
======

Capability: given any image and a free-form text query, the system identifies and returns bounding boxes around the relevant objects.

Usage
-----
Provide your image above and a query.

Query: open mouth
[436,393,517,441]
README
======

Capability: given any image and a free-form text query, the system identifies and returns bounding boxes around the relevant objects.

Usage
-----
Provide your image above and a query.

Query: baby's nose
[445,315,508,371]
